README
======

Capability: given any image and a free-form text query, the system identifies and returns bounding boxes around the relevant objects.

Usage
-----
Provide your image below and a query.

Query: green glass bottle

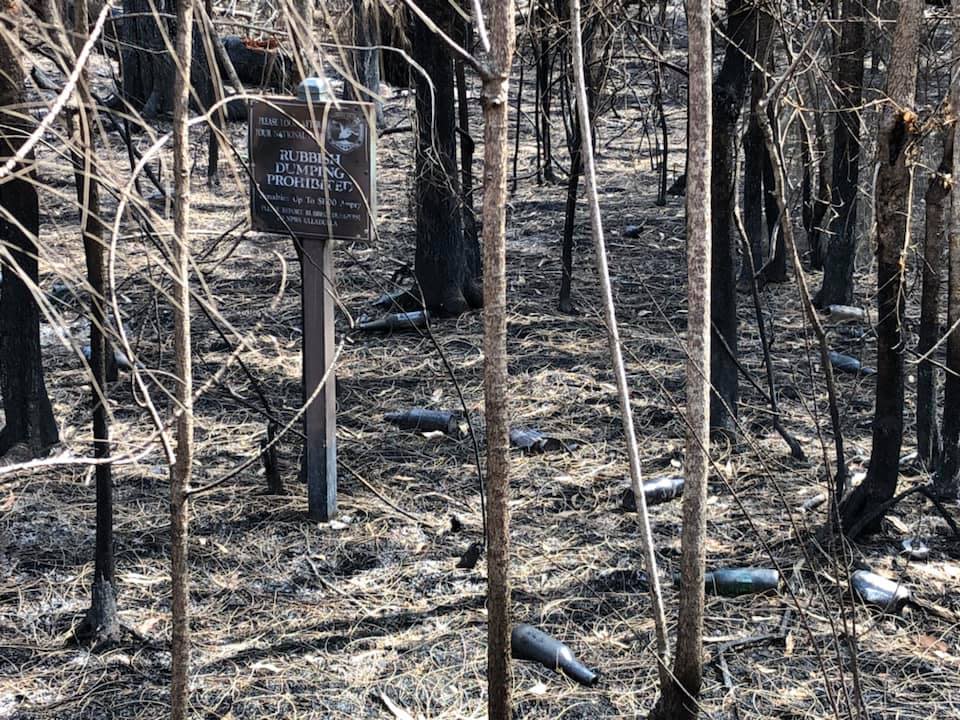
[698,567,780,596]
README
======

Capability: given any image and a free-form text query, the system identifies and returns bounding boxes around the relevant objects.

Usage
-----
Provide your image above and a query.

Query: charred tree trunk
[800,95,831,269]
[938,4,960,501]
[535,0,556,183]
[761,114,787,284]
[65,0,119,645]
[841,0,921,536]
[816,0,865,308]
[739,8,774,288]
[917,129,952,468]
[0,0,58,458]
[353,0,382,124]
[653,0,669,206]
[559,122,582,313]
[740,88,765,288]
[710,0,757,433]
[558,2,595,314]
[411,0,482,315]
[120,0,212,118]
[455,23,478,251]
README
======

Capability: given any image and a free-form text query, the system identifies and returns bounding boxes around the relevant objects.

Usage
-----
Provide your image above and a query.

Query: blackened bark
[816,0,865,308]
[800,124,816,268]
[353,0,382,124]
[801,114,831,269]
[557,0,596,314]
[455,23,478,251]
[559,125,582,313]
[653,0,669,206]
[739,8,774,288]
[0,3,58,457]
[938,14,960,499]
[221,36,296,90]
[710,0,757,433]
[917,130,952,468]
[741,100,765,287]
[939,208,960,498]
[70,13,119,639]
[841,0,920,535]
[535,0,555,183]
[411,0,482,315]
[761,120,787,284]
[120,0,212,118]
[802,72,831,270]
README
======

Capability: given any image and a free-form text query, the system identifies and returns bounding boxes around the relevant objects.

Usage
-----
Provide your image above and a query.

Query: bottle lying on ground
[384,408,459,435]
[357,310,428,332]
[828,350,877,376]
[851,570,911,613]
[621,476,684,511]
[674,567,781,597]
[826,305,866,323]
[511,623,599,686]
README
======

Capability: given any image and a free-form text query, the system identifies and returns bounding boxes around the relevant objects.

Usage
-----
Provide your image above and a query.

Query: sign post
[249,95,375,521]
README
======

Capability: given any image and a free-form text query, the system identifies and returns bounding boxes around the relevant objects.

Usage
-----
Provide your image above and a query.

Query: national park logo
[326,113,366,154]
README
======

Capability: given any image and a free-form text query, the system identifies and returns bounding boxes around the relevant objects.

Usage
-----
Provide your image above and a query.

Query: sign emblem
[326,114,365,154]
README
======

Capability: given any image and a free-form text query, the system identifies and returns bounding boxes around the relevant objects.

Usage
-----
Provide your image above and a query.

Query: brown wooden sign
[249,98,375,242]
[248,95,376,522]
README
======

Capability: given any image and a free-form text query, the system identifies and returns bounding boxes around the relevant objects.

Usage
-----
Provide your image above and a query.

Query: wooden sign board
[249,98,376,243]
[248,96,376,522]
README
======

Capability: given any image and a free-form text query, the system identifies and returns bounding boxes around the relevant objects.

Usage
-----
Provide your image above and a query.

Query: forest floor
[2,46,960,720]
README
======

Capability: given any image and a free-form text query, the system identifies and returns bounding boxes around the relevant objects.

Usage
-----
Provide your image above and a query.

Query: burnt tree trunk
[558,1,596,314]
[739,8,774,288]
[455,23,478,251]
[917,129,952,468]
[353,0,382,124]
[67,0,119,645]
[653,0,669,206]
[0,1,58,457]
[411,0,482,315]
[559,125,582,313]
[535,0,556,183]
[119,0,212,118]
[740,85,765,287]
[800,102,831,269]
[761,115,787,284]
[841,0,921,535]
[938,3,960,501]
[710,0,757,433]
[816,0,865,308]
[221,36,296,91]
